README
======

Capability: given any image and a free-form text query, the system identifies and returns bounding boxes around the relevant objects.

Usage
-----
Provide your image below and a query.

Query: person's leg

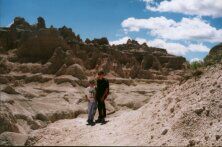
[100,101,106,121]
[96,100,103,122]
[97,100,103,119]
[87,102,92,123]
[103,101,106,118]
[91,101,97,121]
[88,101,95,123]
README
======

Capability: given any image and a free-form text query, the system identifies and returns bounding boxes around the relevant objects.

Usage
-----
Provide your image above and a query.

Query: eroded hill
[25,64,222,146]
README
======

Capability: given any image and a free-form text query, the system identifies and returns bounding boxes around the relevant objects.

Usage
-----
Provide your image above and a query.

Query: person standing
[85,79,97,126]
[95,71,109,124]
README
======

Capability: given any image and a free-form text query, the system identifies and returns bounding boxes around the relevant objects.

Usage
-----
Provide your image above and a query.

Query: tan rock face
[42,47,67,74]
[58,26,82,44]
[0,132,28,146]
[0,57,11,74]
[65,64,87,80]
[204,43,222,65]
[36,17,46,29]
[158,56,186,69]
[2,85,19,94]
[0,29,20,51]
[91,37,109,45]
[17,29,69,62]
[0,106,20,134]
[10,17,31,30]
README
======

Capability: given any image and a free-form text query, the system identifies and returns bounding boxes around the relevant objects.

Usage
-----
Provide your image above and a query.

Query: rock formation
[204,43,222,65]
[37,17,46,29]
[91,37,109,45]
[0,16,187,80]
[10,17,31,30]
[17,29,69,62]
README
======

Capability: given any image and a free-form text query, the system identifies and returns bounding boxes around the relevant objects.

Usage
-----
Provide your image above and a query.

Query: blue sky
[0,0,222,61]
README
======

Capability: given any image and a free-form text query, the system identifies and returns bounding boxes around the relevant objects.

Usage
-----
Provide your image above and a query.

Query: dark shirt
[96,78,109,100]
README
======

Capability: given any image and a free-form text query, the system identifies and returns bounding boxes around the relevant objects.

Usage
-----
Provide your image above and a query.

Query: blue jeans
[88,100,97,121]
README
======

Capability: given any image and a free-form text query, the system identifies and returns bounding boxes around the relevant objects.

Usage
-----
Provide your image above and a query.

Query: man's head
[97,70,105,79]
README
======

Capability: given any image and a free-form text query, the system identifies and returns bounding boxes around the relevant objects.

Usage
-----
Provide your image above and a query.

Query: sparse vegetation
[180,60,205,83]
[190,60,204,79]
[190,60,204,70]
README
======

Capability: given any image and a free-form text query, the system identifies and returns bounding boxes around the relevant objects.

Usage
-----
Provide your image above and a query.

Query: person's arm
[101,88,109,101]
[101,81,109,101]
[85,88,90,101]
[85,95,89,101]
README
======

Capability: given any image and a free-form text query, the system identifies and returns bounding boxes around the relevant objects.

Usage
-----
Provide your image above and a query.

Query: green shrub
[190,60,204,70]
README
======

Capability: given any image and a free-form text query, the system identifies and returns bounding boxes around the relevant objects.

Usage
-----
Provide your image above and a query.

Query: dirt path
[28,110,145,146]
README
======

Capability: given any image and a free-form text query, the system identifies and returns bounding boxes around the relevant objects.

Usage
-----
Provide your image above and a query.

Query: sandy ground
[28,111,142,146]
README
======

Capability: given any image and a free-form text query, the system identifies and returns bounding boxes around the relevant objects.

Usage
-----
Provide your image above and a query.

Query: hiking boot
[90,121,96,126]
[86,119,93,125]
[95,119,102,123]
[100,118,105,124]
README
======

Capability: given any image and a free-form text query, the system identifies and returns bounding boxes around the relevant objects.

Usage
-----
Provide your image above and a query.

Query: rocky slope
[24,63,222,146]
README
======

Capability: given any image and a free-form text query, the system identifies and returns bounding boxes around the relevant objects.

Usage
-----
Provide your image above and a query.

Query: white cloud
[109,36,131,45]
[135,37,210,56]
[6,22,13,27]
[122,16,222,43]
[144,0,222,18]
[190,58,203,63]
[109,37,210,56]
[143,0,153,2]
[122,16,175,32]
[187,44,210,52]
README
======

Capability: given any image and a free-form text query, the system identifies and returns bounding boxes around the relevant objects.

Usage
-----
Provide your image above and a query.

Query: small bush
[190,60,204,70]
[192,69,203,77]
